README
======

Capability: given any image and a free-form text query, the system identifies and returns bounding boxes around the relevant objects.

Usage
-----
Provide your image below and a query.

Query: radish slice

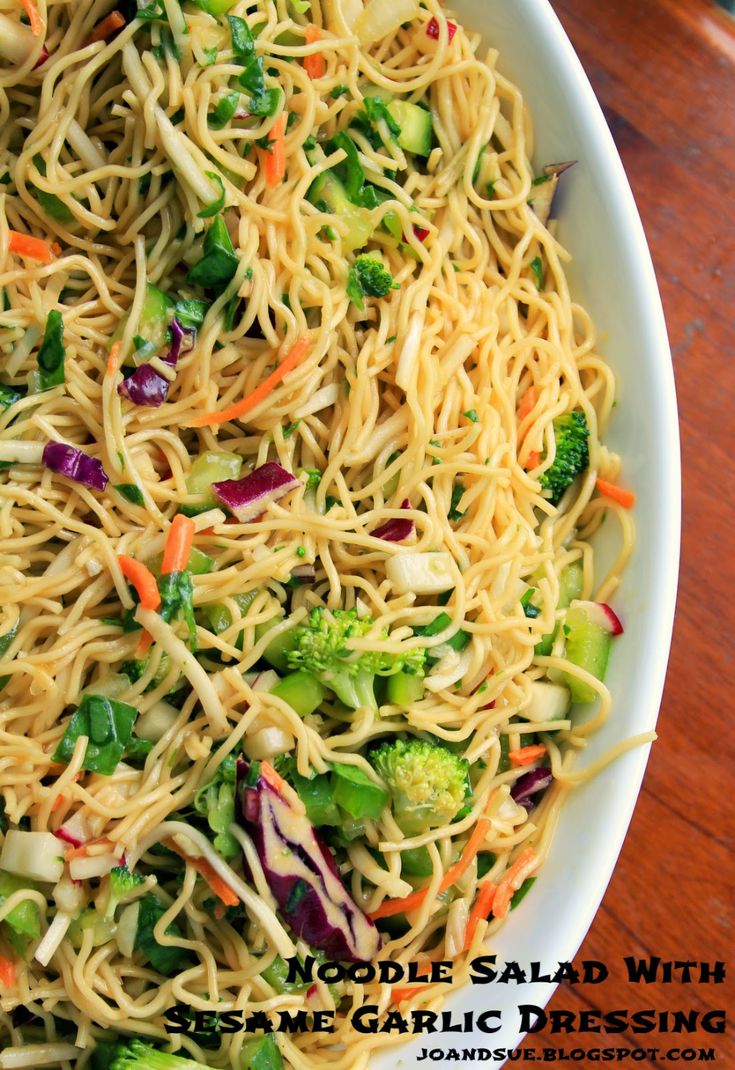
[569,599,624,636]
[69,852,121,882]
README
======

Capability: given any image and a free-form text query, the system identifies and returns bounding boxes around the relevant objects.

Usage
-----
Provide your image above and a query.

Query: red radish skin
[570,599,624,636]
[426,17,457,41]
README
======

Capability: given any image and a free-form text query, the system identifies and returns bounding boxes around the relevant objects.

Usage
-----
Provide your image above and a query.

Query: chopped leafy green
[134,894,193,975]
[52,694,137,775]
[197,172,226,219]
[282,419,300,439]
[208,91,240,130]
[448,481,466,522]
[37,310,65,390]
[193,753,238,858]
[0,622,18,689]
[32,154,74,225]
[0,383,24,411]
[158,570,197,649]
[114,483,144,506]
[520,588,541,619]
[227,15,280,117]
[174,298,209,329]
[530,255,544,288]
[330,84,349,99]
[186,215,239,289]
[464,409,478,423]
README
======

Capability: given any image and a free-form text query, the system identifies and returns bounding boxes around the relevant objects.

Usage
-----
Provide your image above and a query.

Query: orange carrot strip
[135,631,154,658]
[596,477,636,509]
[491,847,537,920]
[0,956,15,988]
[8,230,54,264]
[118,555,161,611]
[260,113,286,187]
[508,744,547,767]
[303,25,326,78]
[517,385,537,423]
[166,841,239,907]
[369,797,495,920]
[524,450,541,470]
[106,341,121,377]
[161,514,195,575]
[64,837,113,861]
[463,879,497,952]
[51,793,67,812]
[391,982,440,1004]
[261,759,292,798]
[188,336,309,428]
[51,241,62,256]
[87,10,125,44]
[18,0,43,36]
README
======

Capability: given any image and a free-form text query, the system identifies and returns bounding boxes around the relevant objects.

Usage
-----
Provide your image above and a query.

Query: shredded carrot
[87,10,125,44]
[508,744,547,767]
[117,555,160,611]
[50,241,62,256]
[260,113,286,187]
[303,25,326,78]
[18,0,43,35]
[7,230,54,264]
[261,759,291,798]
[525,450,541,470]
[491,847,537,920]
[166,841,239,908]
[596,477,636,509]
[369,795,495,920]
[161,514,195,576]
[51,793,67,812]
[135,631,154,658]
[463,879,497,952]
[0,956,15,988]
[64,837,113,861]
[517,385,538,423]
[188,336,309,427]
[391,962,435,1004]
[106,341,121,377]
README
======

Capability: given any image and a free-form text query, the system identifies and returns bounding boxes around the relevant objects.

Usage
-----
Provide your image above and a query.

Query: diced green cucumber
[0,871,40,940]
[254,615,299,673]
[387,100,433,157]
[387,670,425,706]
[558,560,584,608]
[331,763,388,820]
[193,0,237,14]
[112,283,173,363]
[291,770,341,826]
[260,954,310,994]
[183,450,242,515]
[270,670,325,717]
[534,560,584,655]
[400,845,433,877]
[308,170,373,252]
[524,680,570,723]
[149,546,213,576]
[562,602,612,703]
[241,1034,284,1070]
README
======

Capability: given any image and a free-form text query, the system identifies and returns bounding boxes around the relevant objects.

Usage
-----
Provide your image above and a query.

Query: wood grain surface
[513,1,735,1064]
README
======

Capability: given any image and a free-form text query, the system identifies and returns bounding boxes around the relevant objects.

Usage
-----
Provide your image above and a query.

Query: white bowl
[372,1,680,1064]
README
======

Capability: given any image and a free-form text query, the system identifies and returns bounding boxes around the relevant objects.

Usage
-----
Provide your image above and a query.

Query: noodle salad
[0,0,643,1067]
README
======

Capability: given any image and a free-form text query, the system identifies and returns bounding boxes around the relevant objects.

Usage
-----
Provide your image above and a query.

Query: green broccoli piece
[370,737,470,836]
[346,255,397,310]
[105,863,146,918]
[285,607,425,711]
[539,410,589,505]
[111,1039,215,1070]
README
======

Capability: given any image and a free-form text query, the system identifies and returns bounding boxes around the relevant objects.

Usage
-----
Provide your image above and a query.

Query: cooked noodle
[0,0,643,1066]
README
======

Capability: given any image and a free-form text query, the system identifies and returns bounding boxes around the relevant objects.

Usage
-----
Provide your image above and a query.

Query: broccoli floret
[370,738,470,836]
[539,410,589,505]
[111,1039,215,1070]
[105,864,146,918]
[285,607,425,711]
[346,255,397,310]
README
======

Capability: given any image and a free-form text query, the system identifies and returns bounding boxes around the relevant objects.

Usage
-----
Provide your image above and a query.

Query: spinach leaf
[197,172,226,219]
[52,694,137,775]
[158,570,197,649]
[37,310,65,390]
[174,298,209,329]
[186,215,239,289]
[32,154,74,225]
[114,483,144,506]
[134,894,193,975]
[0,383,24,412]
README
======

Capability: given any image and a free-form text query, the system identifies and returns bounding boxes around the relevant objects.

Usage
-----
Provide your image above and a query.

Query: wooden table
[516,1,735,1064]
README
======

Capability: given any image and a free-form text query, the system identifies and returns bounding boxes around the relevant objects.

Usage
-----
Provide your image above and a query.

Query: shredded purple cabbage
[117,317,195,408]
[510,767,553,810]
[371,499,414,542]
[42,442,109,491]
[213,462,301,522]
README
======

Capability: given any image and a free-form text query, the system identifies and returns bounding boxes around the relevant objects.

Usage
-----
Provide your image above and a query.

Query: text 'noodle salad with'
[0,0,647,1067]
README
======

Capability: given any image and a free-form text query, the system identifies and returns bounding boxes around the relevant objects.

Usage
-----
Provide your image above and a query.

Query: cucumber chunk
[270,670,325,717]
[331,763,389,820]
[308,171,373,252]
[524,680,570,723]
[387,670,425,706]
[387,100,433,157]
[183,450,242,515]
[534,560,584,655]
[254,615,299,673]
[562,602,612,703]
